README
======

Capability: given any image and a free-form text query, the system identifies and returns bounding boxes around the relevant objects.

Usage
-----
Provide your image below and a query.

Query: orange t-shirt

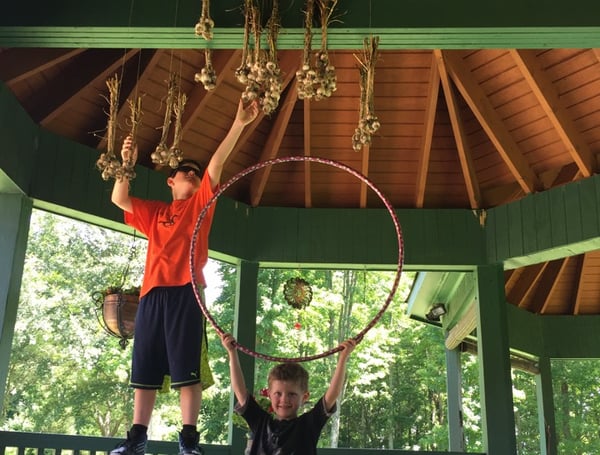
[124,170,217,297]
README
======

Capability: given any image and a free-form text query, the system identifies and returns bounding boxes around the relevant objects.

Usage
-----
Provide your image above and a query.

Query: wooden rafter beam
[511,49,595,177]
[506,262,545,308]
[415,52,440,208]
[532,257,568,314]
[0,48,84,85]
[435,50,481,209]
[572,253,586,315]
[441,50,543,194]
[36,49,138,127]
[249,78,299,207]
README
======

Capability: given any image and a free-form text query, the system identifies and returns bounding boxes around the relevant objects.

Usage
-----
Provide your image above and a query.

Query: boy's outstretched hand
[235,99,259,126]
[338,338,357,361]
[220,332,237,354]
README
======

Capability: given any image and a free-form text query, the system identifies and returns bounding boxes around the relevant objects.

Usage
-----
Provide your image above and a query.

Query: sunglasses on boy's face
[174,166,202,178]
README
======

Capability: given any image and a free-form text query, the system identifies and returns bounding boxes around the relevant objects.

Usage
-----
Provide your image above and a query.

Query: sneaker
[178,431,204,455]
[110,432,147,455]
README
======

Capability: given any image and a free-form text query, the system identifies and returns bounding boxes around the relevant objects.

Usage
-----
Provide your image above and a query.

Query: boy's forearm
[111,178,133,213]
[324,356,349,410]
[207,121,246,188]
[228,350,248,406]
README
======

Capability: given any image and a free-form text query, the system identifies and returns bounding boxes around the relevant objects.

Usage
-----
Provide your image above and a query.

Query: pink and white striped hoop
[190,156,404,362]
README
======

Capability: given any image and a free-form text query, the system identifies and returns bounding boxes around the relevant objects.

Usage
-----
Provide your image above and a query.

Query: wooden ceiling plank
[1,48,85,85]
[435,50,481,209]
[506,262,546,307]
[37,49,139,126]
[96,49,162,151]
[441,50,543,194]
[179,50,241,140]
[511,49,595,177]
[572,253,586,315]
[249,78,300,207]
[415,53,440,208]
[303,98,312,208]
[532,257,568,314]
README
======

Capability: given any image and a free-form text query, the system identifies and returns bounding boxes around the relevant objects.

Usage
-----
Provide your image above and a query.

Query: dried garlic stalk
[121,96,142,180]
[96,75,124,181]
[195,0,214,40]
[168,91,187,168]
[195,48,217,91]
[151,76,178,166]
[352,36,380,152]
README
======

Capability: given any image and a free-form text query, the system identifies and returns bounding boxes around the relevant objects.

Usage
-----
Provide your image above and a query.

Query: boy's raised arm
[220,332,249,407]
[206,100,259,189]
[324,338,356,412]
[111,135,137,213]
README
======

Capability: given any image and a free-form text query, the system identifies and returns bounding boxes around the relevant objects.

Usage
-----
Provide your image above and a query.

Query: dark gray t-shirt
[235,394,336,455]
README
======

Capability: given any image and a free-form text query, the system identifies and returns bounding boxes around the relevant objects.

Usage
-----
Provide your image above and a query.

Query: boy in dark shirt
[221,333,356,455]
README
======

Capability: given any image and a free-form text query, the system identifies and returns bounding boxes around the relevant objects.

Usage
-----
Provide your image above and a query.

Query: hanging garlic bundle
[151,76,177,166]
[195,0,214,40]
[96,74,124,181]
[240,2,264,105]
[168,91,187,168]
[121,95,143,180]
[235,0,253,85]
[261,0,283,115]
[296,0,316,99]
[352,36,380,152]
[296,0,337,101]
[238,0,282,116]
[195,48,217,91]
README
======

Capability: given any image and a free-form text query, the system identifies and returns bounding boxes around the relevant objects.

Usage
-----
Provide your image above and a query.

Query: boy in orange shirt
[110,99,258,455]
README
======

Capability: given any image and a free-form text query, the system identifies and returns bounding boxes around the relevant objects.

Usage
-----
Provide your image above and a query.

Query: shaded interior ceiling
[2,1,600,319]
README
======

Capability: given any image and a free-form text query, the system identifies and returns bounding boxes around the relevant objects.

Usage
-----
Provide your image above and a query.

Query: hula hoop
[190,156,404,362]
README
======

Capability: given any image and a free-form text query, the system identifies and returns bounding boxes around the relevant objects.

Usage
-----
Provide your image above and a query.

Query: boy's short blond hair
[268,363,309,392]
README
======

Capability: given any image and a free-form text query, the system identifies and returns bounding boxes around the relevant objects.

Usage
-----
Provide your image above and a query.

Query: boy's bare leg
[133,388,157,425]
[180,383,203,425]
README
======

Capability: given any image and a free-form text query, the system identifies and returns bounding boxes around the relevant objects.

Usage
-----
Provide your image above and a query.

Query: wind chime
[352,36,381,152]
[296,0,338,100]
[235,0,283,116]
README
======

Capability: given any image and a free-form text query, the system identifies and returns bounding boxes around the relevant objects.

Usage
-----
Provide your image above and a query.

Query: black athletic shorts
[130,283,206,389]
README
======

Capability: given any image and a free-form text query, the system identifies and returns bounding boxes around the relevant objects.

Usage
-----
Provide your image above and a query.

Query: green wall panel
[0,84,37,193]
[490,176,600,268]
[3,0,600,29]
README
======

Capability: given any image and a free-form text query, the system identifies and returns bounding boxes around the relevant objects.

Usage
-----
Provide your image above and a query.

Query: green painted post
[230,260,259,454]
[536,356,557,455]
[475,264,517,455]
[445,346,465,451]
[0,193,33,414]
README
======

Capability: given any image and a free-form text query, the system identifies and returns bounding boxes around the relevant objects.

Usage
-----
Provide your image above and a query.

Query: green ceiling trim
[2,26,600,49]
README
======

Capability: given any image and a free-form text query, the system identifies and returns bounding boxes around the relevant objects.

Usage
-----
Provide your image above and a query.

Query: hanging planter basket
[94,288,140,348]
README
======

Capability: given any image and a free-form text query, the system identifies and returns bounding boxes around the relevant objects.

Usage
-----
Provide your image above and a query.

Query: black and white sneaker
[110,432,147,455]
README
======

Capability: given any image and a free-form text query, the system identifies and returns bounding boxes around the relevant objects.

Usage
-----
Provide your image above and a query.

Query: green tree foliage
[6,210,600,453]
[2,210,147,436]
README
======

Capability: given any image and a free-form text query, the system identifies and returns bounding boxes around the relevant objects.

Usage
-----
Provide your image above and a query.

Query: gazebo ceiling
[2,0,600,318]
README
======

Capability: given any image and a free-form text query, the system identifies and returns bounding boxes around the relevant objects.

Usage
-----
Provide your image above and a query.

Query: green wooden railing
[0,431,475,455]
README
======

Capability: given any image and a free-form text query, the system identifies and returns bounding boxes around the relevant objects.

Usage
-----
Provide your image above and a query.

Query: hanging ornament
[283,277,313,309]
